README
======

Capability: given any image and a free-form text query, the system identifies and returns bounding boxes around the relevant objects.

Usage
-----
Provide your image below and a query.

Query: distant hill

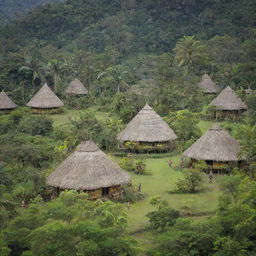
[0,0,61,24]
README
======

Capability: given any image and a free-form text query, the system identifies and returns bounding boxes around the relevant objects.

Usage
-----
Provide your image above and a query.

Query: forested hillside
[0,0,61,24]
[1,1,256,255]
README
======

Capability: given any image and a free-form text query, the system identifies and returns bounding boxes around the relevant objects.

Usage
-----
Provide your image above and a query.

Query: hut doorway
[102,187,109,196]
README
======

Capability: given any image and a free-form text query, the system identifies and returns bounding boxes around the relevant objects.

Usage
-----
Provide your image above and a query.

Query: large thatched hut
[27,83,64,113]
[183,124,242,170]
[0,90,17,112]
[210,86,247,119]
[197,74,220,94]
[65,78,88,95]
[117,104,177,152]
[46,140,131,199]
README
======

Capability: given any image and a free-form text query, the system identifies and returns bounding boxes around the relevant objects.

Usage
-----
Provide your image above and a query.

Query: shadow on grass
[166,187,209,195]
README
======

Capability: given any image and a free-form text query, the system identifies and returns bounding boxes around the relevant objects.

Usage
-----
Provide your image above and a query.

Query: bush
[19,115,53,136]
[193,160,209,172]
[176,169,204,193]
[120,157,134,172]
[120,157,148,175]
[118,185,145,203]
[146,207,180,231]
[135,160,146,174]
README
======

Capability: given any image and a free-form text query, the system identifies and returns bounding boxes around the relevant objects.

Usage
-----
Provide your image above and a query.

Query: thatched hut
[65,78,88,95]
[0,90,17,112]
[183,124,242,170]
[117,104,177,152]
[27,83,64,113]
[210,86,247,119]
[245,87,253,95]
[46,140,131,199]
[197,74,220,94]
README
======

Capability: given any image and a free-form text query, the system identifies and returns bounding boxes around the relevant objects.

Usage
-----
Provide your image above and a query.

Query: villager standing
[208,170,214,183]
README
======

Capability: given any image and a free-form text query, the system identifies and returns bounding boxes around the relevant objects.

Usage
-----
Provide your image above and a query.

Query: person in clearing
[208,170,214,183]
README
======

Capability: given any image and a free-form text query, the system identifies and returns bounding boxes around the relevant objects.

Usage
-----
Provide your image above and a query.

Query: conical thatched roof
[65,78,88,95]
[27,83,64,108]
[197,74,220,93]
[183,125,240,161]
[210,86,247,111]
[0,90,17,110]
[245,87,253,95]
[46,140,131,190]
[117,104,177,143]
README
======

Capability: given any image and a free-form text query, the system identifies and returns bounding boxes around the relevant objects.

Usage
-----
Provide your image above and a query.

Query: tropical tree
[44,59,67,92]
[19,55,42,93]
[97,65,129,93]
[237,121,256,162]
[174,35,207,74]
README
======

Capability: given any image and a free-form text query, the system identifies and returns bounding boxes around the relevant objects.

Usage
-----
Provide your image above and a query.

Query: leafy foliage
[176,169,204,193]
[1,191,138,256]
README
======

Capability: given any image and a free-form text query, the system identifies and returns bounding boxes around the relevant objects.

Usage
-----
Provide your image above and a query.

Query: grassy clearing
[50,108,112,127]
[112,154,221,233]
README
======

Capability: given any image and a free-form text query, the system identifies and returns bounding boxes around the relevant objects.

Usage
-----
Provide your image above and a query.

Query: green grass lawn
[112,154,221,233]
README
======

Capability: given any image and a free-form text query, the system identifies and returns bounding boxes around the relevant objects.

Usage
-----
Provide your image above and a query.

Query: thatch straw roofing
[183,124,240,161]
[27,83,64,108]
[0,90,17,109]
[65,78,88,95]
[46,140,131,190]
[117,104,177,142]
[210,86,247,111]
[197,74,220,93]
[245,87,253,95]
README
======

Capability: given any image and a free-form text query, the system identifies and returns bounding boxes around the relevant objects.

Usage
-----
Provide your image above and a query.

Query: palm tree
[44,59,67,92]
[237,122,256,162]
[19,56,42,93]
[97,65,129,93]
[174,35,205,74]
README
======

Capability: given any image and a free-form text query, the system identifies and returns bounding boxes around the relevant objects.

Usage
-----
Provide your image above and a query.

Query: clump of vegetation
[146,197,180,231]
[165,110,201,151]
[120,156,148,175]
[0,191,138,256]
[119,185,145,203]
[176,169,204,193]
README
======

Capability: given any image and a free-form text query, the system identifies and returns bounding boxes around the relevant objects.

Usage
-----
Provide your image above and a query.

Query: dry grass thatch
[197,74,220,93]
[27,83,64,108]
[210,86,247,111]
[117,104,177,142]
[245,87,253,95]
[0,90,17,109]
[46,140,131,190]
[65,78,88,95]
[183,124,240,161]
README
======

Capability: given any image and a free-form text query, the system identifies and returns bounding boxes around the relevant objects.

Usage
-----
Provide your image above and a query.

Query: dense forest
[0,0,61,24]
[0,0,256,255]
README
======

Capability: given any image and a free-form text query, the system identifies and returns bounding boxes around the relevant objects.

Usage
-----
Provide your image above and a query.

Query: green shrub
[120,157,134,172]
[146,207,180,231]
[176,169,204,193]
[118,185,145,203]
[19,115,53,136]
[135,160,146,174]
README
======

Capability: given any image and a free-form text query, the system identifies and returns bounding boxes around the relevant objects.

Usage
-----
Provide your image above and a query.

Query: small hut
[197,74,220,94]
[210,86,247,119]
[46,140,131,199]
[0,90,17,112]
[65,78,88,95]
[27,83,64,113]
[183,124,242,170]
[117,104,177,152]
[245,87,253,95]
